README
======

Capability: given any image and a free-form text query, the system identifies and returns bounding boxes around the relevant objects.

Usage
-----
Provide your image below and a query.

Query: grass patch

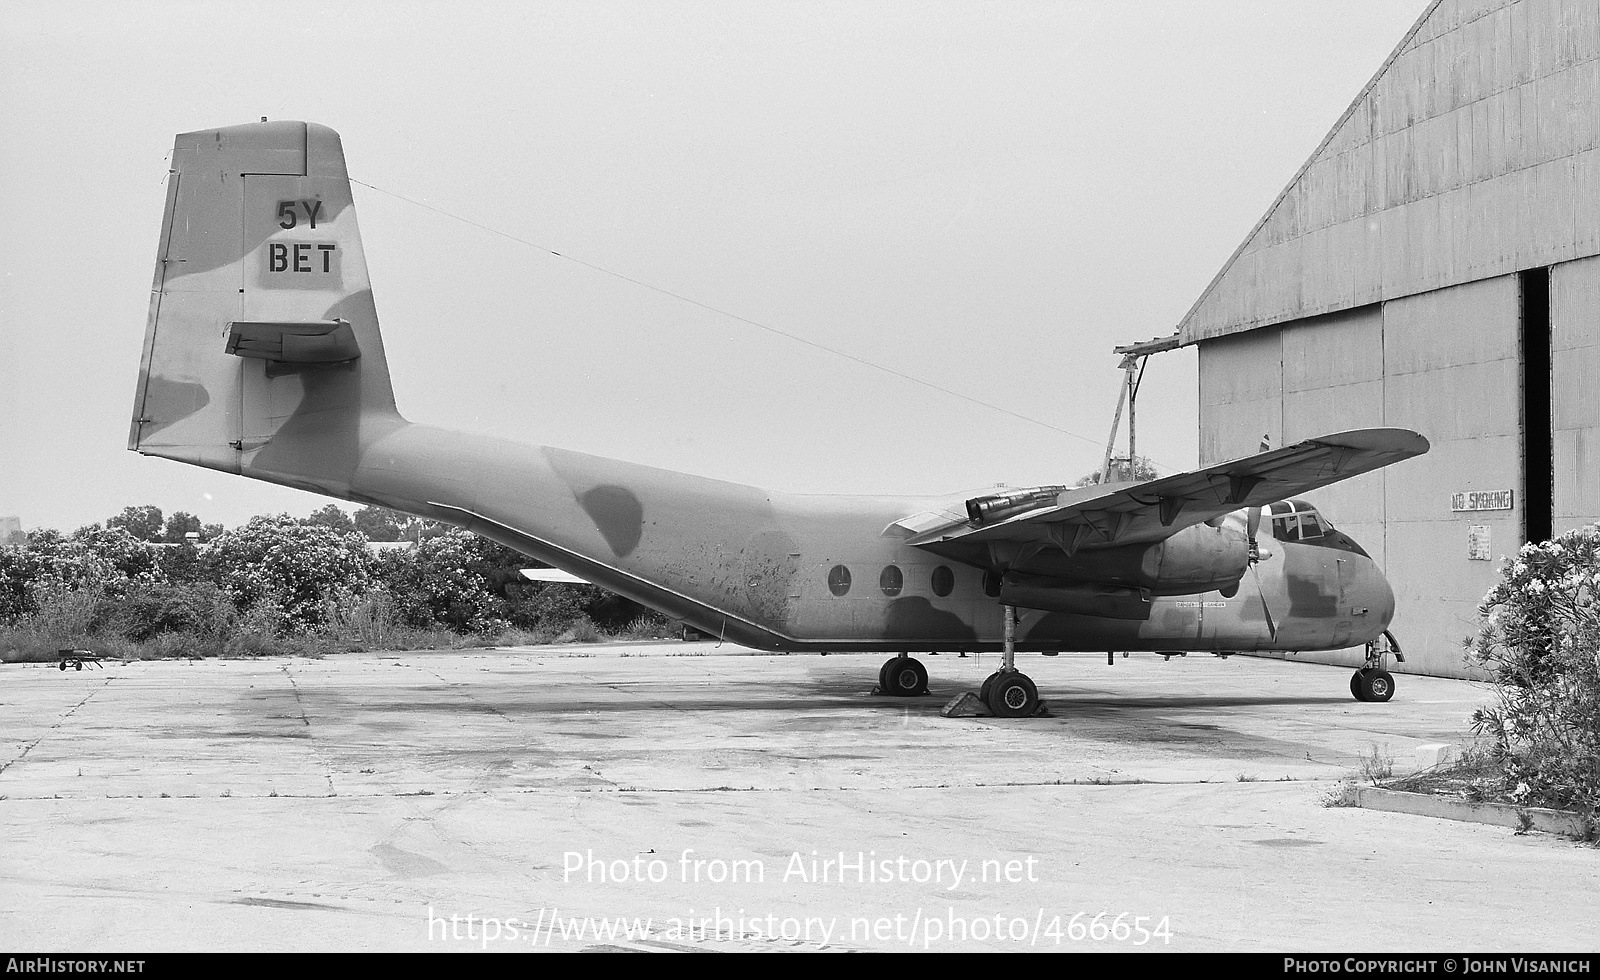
[1383,744,1510,804]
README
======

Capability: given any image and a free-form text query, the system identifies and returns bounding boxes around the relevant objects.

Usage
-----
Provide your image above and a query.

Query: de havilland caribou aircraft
[129,121,1429,717]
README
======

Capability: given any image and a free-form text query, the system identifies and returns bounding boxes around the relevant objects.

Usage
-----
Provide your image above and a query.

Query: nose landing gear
[1351,630,1402,702]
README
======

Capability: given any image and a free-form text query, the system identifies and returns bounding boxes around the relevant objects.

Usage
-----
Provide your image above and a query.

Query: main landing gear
[979,605,1041,718]
[877,653,929,697]
[1350,630,1403,703]
[880,607,1044,718]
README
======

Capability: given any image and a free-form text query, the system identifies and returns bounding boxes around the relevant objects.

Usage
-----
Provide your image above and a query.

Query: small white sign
[1468,525,1492,560]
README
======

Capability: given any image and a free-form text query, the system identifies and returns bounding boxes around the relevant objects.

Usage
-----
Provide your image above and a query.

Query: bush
[203,515,373,633]
[96,581,234,643]
[2,506,667,657]
[371,529,508,632]
[0,534,136,620]
[1468,526,1600,817]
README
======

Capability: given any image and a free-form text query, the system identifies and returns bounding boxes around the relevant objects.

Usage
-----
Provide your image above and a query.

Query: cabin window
[1299,513,1325,539]
[827,565,852,596]
[879,565,903,597]
[931,565,955,597]
[1272,516,1301,541]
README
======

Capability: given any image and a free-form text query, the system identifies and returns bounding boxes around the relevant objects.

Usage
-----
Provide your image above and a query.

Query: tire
[980,671,1003,706]
[987,672,1039,718]
[1350,671,1368,702]
[58,661,67,671]
[884,658,928,697]
[1359,669,1395,703]
[75,663,83,671]
[878,657,899,693]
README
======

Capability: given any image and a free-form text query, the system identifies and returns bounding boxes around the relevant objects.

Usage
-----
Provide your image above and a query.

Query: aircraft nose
[1363,559,1396,629]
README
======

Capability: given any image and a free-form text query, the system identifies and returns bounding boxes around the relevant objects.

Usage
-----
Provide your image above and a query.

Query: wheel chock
[940,692,992,718]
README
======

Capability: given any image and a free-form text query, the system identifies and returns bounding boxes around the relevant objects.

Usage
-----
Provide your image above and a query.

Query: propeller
[1244,505,1278,641]
[1250,561,1279,642]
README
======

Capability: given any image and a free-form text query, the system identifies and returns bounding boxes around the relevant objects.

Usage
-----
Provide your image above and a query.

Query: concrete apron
[2,647,1594,952]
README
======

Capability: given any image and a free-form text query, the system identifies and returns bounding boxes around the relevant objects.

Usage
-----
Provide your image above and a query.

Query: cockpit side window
[1264,499,1365,555]
[1299,512,1325,539]
[1272,516,1300,541]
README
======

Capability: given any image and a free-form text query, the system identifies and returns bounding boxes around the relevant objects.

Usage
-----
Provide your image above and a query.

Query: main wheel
[74,662,83,671]
[1358,669,1395,703]
[987,672,1039,718]
[883,657,928,696]
[58,661,67,671]
[1350,671,1367,702]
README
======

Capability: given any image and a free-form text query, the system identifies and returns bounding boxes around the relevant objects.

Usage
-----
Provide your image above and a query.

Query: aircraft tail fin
[129,120,402,497]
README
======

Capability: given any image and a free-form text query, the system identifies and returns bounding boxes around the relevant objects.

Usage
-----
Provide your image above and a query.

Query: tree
[162,511,203,543]
[70,525,163,585]
[107,505,164,542]
[305,503,357,535]
[353,505,404,542]
[1073,455,1160,488]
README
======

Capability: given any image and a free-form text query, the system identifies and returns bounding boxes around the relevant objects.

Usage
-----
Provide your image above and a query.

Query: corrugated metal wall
[1197,265,1600,679]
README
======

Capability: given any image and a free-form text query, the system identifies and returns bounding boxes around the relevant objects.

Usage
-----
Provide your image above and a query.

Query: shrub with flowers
[1468,525,1600,818]
[372,527,510,633]
[2,505,645,660]
[0,527,160,620]
[202,514,373,633]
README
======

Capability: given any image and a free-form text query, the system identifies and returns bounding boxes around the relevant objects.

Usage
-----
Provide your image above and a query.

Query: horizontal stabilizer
[225,320,360,363]
[519,567,589,585]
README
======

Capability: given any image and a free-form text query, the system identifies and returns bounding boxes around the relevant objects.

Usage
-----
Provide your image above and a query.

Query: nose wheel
[1350,631,1401,702]
[1351,668,1395,702]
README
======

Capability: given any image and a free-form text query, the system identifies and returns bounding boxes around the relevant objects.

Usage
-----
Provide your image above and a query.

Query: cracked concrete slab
[1,646,1594,951]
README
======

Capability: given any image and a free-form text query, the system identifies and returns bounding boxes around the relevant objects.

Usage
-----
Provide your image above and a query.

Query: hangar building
[1169,0,1600,678]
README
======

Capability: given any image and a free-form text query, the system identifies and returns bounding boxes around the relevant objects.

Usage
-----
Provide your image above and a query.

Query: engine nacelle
[1134,522,1251,595]
[1003,522,1251,601]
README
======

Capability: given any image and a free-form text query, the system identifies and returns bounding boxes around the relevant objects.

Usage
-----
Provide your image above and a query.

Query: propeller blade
[1251,562,1278,642]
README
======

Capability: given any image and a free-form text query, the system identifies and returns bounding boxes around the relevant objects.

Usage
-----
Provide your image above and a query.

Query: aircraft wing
[903,428,1429,556]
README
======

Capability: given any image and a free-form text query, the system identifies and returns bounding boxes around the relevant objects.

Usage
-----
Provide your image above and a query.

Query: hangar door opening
[1521,267,1552,546]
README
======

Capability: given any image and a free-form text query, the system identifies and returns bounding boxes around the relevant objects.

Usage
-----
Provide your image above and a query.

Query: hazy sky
[0,1,1430,533]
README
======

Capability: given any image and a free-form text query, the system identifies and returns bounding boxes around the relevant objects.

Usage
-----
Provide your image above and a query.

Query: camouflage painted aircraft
[129,121,1429,716]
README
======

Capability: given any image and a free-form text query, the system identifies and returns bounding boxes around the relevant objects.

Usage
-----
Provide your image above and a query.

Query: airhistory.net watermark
[427,906,1171,949]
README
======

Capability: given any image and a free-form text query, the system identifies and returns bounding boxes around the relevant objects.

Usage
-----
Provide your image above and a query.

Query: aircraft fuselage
[243,413,1393,655]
